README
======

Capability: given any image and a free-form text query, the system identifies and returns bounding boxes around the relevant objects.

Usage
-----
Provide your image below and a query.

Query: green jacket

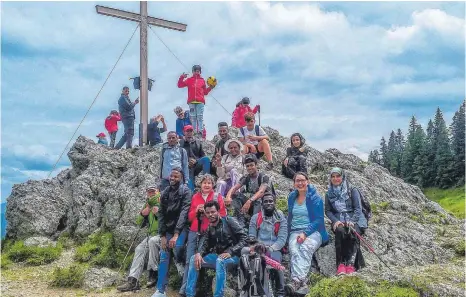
[136,194,160,236]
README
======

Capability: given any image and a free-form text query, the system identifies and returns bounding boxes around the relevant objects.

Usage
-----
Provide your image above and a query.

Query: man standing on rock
[117,186,161,292]
[185,200,247,297]
[152,167,192,297]
[115,86,139,149]
[225,154,275,228]
[210,122,231,176]
[159,131,189,191]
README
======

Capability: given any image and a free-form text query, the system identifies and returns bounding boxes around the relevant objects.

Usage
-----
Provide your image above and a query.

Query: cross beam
[96,2,187,146]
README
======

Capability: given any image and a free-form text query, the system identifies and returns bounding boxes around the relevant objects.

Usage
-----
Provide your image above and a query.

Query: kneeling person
[186,201,247,297]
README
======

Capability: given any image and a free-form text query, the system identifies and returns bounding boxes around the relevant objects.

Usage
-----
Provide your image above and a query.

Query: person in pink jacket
[104,110,121,148]
[231,97,260,129]
[177,65,215,137]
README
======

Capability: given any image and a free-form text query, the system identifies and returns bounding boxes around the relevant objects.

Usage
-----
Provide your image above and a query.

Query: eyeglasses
[294,179,307,183]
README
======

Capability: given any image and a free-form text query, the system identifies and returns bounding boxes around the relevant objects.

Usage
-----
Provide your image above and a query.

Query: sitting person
[96,132,108,146]
[285,172,329,295]
[239,112,273,170]
[174,106,191,139]
[214,139,245,196]
[325,167,366,275]
[148,114,167,147]
[282,133,309,178]
[185,200,247,297]
[180,174,227,297]
[242,194,287,297]
[117,186,161,292]
[180,125,211,191]
[152,168,192,297]
[231,97,260,128]
[225,154,275,228]
[211,122,231,176]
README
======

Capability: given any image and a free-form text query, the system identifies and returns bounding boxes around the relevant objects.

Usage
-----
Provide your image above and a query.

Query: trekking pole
[349,226,390,269]
[118,217,146,274]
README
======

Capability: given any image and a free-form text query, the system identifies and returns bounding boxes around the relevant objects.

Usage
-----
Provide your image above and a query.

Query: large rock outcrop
[5,127,465,296]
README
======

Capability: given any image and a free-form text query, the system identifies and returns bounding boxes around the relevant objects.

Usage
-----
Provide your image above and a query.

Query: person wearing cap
[159,131,189,192]
[210,122,231,176]
[179,125,210,191]
[214,138,245,196]
[231,97,260,129]
[117,186,161,292]
[239,112,274,171]
[153,167,192,297]
[282,133,309,178]
[177,65,216,137]
[174,106,191,139]
[148,114,167,147]
[96,132,108,146]
[116,86,139,149]
[325,167,366,276]
[104,110,121,148]
[225,154,275,228]
[179,174,227,296]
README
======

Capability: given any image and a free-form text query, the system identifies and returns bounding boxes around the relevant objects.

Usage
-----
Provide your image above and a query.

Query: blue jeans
[115,117,134,149]
[189,103,205,133]
[179,230,198,294]
[186,253,239,297]
[156,230,188,293]
[188,156,211,191]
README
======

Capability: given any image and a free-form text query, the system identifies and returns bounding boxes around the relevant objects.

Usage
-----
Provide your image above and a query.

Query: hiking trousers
[128,235,161,280]
[109,131,117,148]
[115,118,134,149]
[334,224,364,269]
[232,192,262,228]
[289,231,322,282]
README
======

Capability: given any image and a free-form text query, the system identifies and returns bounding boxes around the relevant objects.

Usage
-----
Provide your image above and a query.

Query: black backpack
[348,183,372,224]
[238,253,271,297]
[244,172,276,197]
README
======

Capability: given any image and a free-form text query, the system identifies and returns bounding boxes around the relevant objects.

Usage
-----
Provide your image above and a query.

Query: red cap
[96,132,106,138]
[183,125,193,132]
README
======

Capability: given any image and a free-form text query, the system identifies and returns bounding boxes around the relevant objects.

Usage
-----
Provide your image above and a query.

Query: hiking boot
[265,162,274,171]
[285,279,301,295]
[146,269,157,288]
[175,262,185,276]
[336,264,346,276]
[345,265,356,274]
[117,276,140,292]
[151,290,166,297]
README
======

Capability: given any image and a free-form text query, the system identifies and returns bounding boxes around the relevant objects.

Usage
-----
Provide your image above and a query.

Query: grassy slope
[423,186,465,219]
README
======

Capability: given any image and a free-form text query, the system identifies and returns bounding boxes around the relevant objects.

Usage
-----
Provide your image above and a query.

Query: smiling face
[228,141,240,157]
[294,173,309,191]
[330,173,343,186]
[169,170,182,186]
[205,205,219,224]
[177,112,184,119]
[246,117,255,130]
[245,161,257,175]
[292,136,302,148]
[218,126,228,140]
[201,178,213,193]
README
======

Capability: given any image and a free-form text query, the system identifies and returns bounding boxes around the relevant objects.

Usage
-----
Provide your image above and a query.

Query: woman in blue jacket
[285,172,329,295]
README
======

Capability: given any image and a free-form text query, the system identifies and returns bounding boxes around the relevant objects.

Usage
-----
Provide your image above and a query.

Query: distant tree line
[368,101,465,189]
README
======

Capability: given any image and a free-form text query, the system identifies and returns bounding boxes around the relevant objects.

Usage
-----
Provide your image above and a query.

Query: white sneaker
[151,290,166,297]
[175,262,185,276]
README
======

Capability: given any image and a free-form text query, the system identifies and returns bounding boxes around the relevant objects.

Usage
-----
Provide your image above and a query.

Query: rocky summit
[5,126,465,296]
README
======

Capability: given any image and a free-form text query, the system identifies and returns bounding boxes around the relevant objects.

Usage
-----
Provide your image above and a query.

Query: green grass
[423,186,465,219]
[50,264,87,288]
[3,240,63,266]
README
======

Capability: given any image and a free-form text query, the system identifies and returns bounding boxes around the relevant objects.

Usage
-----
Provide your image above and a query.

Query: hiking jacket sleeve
[225,217,247,256]
[349,188,362,224]
[175,119,184,138]
[271,213,288,252]
[248,213,259,239]
[324,193,339,224]
[203,81,212,95]
[175,187,192,234]
[286,147,292,158]
[177,75,188,88]
[112,114,121,121]
[252,105,260,114]
[181,148,189,184]
[305,190,325,237]
[158,190,169,236]
[119,95,136,112]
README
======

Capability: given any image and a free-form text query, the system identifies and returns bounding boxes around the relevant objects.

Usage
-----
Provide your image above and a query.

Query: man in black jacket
[210,122,231,176]
[152,168,192,297]
[180,125,210,191]
[115,86,139,149]
[185,200,247,297]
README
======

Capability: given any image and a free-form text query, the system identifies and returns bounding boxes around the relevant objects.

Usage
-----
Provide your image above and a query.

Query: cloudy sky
[1,1,464,202]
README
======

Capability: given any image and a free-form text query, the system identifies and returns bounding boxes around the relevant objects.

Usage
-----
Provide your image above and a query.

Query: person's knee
[149,236,160,245]
[335,226,346,235]
[241,247,251,255]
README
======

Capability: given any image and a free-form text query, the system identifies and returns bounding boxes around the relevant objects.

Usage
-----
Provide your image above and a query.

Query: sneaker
[151,290,166,297]
[285,279,301,295]
[265,162,274,171]
[175,262,185,276]
[346,265,356,274]
[117,277,140,292]
[336,264,346,276]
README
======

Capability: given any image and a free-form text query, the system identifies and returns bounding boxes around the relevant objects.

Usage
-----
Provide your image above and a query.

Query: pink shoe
[346,265,356,274]
[336,264,346,275]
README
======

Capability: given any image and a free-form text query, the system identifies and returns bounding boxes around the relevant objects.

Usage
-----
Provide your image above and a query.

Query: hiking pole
[118,217,146,274]
[349,226,390,269]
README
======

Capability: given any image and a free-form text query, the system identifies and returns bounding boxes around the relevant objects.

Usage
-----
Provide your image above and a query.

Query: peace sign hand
[215,148,222,166]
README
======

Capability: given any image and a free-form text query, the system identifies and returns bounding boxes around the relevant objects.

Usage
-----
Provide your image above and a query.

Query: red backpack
[255,211,280,236]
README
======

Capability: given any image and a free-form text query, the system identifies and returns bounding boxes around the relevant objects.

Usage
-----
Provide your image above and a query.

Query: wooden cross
[96,2,187,146]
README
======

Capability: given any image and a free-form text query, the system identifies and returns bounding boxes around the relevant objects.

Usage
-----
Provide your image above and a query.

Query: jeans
[156,230,188,293]
[231,192,262,228]
[189,103,205,133]
[128,236,160,279]
[288,231,322,282]
[188,156,211,191]
[115,118,134,149]
[186,253,239,297]
[109,131,117,148]
[179,230,198,294]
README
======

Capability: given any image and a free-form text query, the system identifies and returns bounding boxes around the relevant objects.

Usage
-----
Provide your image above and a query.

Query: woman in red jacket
[231,97,260,128]
[177,65,215,138]
[179,174,227,296]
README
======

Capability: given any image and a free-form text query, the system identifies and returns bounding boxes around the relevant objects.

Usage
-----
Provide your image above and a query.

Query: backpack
[244,172,277,197]
[240,125,261,138]
[238,253,272,297]
[255,211,280,237]
[348,183,372,224]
